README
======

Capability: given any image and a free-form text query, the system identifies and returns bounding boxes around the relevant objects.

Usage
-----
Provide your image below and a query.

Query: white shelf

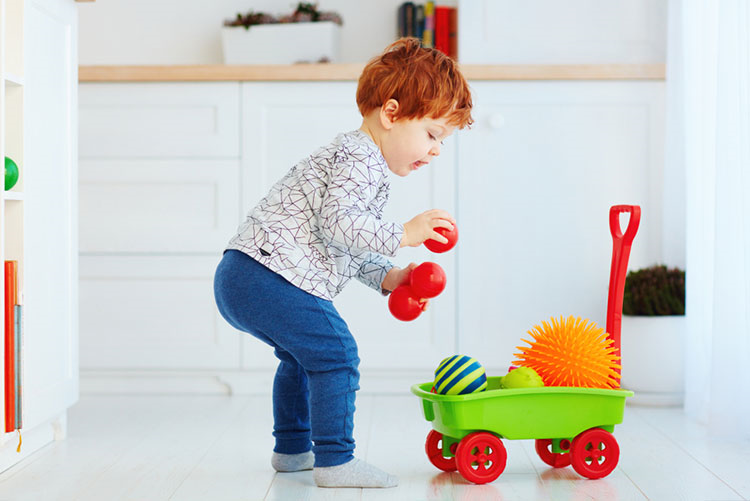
[3,191,25,201]
[3,72,24,86]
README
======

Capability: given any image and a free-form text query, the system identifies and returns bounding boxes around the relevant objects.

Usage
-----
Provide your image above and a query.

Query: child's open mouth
[412,161,427,170]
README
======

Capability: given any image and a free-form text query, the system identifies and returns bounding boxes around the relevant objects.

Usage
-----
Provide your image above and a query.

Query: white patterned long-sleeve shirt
[226,130,404,300]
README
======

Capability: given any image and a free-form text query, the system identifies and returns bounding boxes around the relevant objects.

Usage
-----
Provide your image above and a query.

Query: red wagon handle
[605,205,641,384]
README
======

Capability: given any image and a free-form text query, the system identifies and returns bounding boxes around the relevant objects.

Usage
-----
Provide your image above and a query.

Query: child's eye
[429,133,445,146]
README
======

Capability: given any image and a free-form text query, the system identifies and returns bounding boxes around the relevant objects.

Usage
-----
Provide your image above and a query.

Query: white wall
[459,0,667,64]
[77,1,667,66]
[77,0,410,64]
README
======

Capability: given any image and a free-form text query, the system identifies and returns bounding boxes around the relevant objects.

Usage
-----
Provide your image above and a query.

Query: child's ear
[380,99,400,130]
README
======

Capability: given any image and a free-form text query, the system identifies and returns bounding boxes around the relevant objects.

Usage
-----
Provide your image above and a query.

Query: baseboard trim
[625,391,684,407]
[80,369,429,395]
[0,413,66,474]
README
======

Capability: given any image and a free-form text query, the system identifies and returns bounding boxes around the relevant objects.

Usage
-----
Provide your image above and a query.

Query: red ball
[410,262,446,298]
[388,285,423,321]
[424,224,459,253]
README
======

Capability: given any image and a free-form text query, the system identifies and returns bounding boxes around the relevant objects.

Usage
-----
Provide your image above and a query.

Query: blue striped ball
[433,355,488,395]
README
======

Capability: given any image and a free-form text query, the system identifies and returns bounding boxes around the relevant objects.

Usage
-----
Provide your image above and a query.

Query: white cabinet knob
[488,114,505,129]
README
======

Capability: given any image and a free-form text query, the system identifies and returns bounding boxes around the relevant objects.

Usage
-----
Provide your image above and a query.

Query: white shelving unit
[1,0,27,448]
[1,0,79,473]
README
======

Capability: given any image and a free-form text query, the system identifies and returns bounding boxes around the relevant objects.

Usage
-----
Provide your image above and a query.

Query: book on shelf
[448,7,458,60]
[397,2,415,38]
[422,1,435,48]
[14,303,22,431]
[397,2,456,59]
[415,4,425,41]
[4,260,21,433]
[434,6,450,57]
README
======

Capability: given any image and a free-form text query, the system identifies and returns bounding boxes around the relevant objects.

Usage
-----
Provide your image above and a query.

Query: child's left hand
[382,262,416,292]
[383,263,431,310]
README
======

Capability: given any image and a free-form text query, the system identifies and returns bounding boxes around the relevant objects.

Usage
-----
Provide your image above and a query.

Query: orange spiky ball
[513,315,621,389]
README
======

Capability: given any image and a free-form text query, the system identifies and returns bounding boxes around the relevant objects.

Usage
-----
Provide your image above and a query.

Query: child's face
[383,116,455,177]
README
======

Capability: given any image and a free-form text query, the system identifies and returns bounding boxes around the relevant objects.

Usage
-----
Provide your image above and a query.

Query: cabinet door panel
[80,256,240,369]
[457,81,664,370]
[240,82,361,210]
[79,159,239,253]
[240,83,457,371]
[79,83,240,158]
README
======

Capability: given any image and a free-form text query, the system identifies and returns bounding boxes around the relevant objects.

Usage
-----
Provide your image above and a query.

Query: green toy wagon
[411,205,640,484]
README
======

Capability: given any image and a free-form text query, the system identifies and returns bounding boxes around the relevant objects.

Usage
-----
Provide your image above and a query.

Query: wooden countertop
[79,64,666,82]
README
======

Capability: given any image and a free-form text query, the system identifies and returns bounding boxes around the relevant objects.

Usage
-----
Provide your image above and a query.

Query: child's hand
[382,263,431,310]
[401,210,456,248]
[382,262,417,293]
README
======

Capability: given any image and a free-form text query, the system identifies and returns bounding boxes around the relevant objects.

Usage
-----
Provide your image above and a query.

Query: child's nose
[429,143,441,157]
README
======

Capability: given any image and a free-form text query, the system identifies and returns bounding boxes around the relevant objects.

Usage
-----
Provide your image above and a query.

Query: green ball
[499,366,545,389]
[5,156,19,191]
[433,355,488,395]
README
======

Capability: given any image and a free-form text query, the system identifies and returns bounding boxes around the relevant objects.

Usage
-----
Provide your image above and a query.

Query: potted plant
[221,3,344,64]
[620,265,686,406]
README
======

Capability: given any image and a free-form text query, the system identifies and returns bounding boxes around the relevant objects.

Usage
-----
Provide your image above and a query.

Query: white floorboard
[0,394,748,501]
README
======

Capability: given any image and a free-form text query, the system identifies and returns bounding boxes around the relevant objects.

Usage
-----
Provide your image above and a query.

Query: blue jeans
[213,249,360,467]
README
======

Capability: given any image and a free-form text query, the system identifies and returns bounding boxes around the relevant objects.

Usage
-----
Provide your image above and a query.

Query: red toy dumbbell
[389,262,447,321]
[388,285,425,321]
[410,261,446,298]
[424,224,459,253]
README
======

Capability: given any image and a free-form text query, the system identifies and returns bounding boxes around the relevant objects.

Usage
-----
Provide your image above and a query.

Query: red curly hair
[356,38,473,128]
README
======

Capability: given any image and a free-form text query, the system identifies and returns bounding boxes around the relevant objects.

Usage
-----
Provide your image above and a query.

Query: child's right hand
[400,209,456,248]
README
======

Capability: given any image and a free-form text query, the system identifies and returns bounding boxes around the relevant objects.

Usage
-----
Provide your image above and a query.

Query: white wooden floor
[0,394,749,501]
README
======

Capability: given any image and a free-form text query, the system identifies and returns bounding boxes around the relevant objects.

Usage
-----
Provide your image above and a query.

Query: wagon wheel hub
[475,453,488,465]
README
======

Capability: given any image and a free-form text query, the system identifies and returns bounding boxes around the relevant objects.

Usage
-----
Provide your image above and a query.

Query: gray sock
[271,451,315,472]
[313,458,398,488]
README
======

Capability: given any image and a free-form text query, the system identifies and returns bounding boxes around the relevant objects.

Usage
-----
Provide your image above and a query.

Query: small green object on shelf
[5,156,19,191]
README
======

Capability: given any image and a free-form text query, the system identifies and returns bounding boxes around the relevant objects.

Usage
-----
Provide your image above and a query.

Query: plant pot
[620,315,686,406]
[221,22,342,64]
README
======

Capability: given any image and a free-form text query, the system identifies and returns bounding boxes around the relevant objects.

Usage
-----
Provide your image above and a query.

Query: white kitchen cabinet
[455,81,665,371]
[1,0,78,472]
[78,82,243,373]
[78,81,460,391]
[77,78,666,393]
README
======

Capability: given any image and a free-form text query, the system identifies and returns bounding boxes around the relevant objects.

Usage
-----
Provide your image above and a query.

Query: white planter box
[620,315,686,406]
[221,22,341,64]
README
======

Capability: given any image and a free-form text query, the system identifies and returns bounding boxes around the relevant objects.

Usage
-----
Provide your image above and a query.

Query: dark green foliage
[295,3,321,21]
[623,265,685,316]
[224,3,343,29]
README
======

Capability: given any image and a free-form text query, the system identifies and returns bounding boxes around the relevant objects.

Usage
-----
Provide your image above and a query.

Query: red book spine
[4,261,17,432]
[434,6,451,57]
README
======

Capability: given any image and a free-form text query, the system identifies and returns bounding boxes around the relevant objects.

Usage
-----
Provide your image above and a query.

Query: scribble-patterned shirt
[226,130,404,301]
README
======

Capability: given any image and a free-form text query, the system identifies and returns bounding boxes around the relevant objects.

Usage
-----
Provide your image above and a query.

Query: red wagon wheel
[535,439,572,468]
[424,430,458,472]
[454,431,507,484]
[570,428,620,479]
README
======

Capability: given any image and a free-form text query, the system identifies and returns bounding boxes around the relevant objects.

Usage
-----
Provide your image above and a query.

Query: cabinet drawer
[80,255,240,370]
[80,82,240,158]
[80,158,240,253]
